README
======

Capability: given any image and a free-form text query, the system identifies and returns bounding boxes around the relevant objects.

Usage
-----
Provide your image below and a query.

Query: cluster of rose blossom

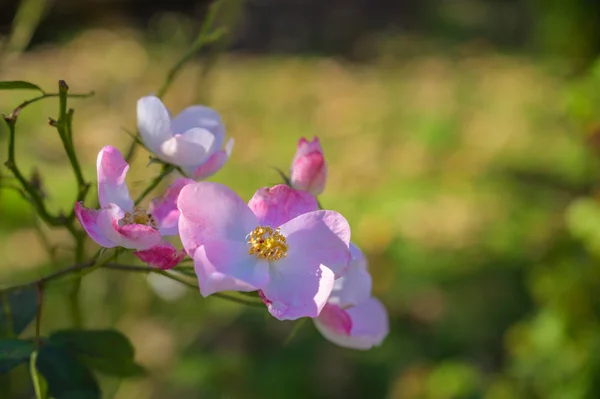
[75,95,389,350]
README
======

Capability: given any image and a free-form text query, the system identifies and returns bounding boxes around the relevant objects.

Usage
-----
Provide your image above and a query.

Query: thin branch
[155,269,198,289]
[3,116,62,226]
[0,261,93,293]
[0,250,110,293]
[124,0,225,163]
[53,82,89,204]
[48,80,92,327]
[9,90,95,120]
[0,260,265,309]
[156,0,225,98]
[211,292,265,308]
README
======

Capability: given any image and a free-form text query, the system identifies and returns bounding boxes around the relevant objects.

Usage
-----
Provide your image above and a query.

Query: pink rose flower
[177,182,351,320]
[75,146,187,269]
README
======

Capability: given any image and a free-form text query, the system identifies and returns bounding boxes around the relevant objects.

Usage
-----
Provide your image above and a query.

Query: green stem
[9,90,95,120]
[155,269,264,307]
[0,250,113,294]
[2,89,94,227]
[55,82,87,191]
[30,350,48,399]
[0,260,264,308]
[156,0,225,98]
[68,235,85,327]
[124,0,225,163]
[195,0,241,104]
[48,81,91,327]
[134,164,174,205]
[3,117,61,226]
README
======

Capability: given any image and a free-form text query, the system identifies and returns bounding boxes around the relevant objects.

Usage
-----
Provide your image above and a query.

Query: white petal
[137,95,173,154]
[172,105,225,151]
[159,128,215,166]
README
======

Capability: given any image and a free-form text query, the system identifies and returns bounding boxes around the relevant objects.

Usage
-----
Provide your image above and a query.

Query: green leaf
[36,343,100,399]
[0,286,38,338]
[30,350,49,399]
[49,329,145,378]
[0,339,35,374]
[0,81,44,93]
[80,355,145,378]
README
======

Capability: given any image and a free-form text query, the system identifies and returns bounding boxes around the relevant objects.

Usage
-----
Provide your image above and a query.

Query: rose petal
[149,178,195,236]
[137,95,173,154]
[96,146,133,211]
[291,151,326,195]
[314,297,389,350]
[315,303,352,335]
[279,210,351,277]
[74,202,119,248]
[117,224,163,250]
[330,243,372,307]
[134,241,186,270]
[190,137,233,180]
[93,203,162,250]
[248,184,318,227]
[293,136,323,159]
[290,137,327,195]
[94,203,126,245]
[193,242,269,296]
[171,105,224,148]
[177,182,257,256]
[160,128,215,166]
[260,260,335,320]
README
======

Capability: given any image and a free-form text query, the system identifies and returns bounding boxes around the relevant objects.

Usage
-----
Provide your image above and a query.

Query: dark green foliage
[0,339,34,374]
[0,81,44,93]
[0,287,38,338]
[32,329,143,399]
[36,343,100,399]
[48,329,145,378]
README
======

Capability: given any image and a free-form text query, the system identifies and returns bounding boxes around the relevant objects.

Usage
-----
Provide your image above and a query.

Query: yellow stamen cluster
[122,206,157,229]
[247,226,288,261]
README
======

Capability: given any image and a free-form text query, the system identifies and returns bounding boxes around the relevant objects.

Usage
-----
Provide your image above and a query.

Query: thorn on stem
[30,168,46,198]
[48,117,58,127]
[58,80,69,91]
[2,113,14,124]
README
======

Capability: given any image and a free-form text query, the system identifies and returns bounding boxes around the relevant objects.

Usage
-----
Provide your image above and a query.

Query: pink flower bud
[290,137,327,195]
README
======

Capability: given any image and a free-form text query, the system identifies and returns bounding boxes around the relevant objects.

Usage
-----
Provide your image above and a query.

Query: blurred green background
[2,0,600,398]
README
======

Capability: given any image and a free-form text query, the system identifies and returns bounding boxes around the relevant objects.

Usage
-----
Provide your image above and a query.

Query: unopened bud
[290,137,327,196]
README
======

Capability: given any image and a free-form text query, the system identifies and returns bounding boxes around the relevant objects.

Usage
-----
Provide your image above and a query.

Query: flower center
[246,226,288,261]
[122,206,157,229]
